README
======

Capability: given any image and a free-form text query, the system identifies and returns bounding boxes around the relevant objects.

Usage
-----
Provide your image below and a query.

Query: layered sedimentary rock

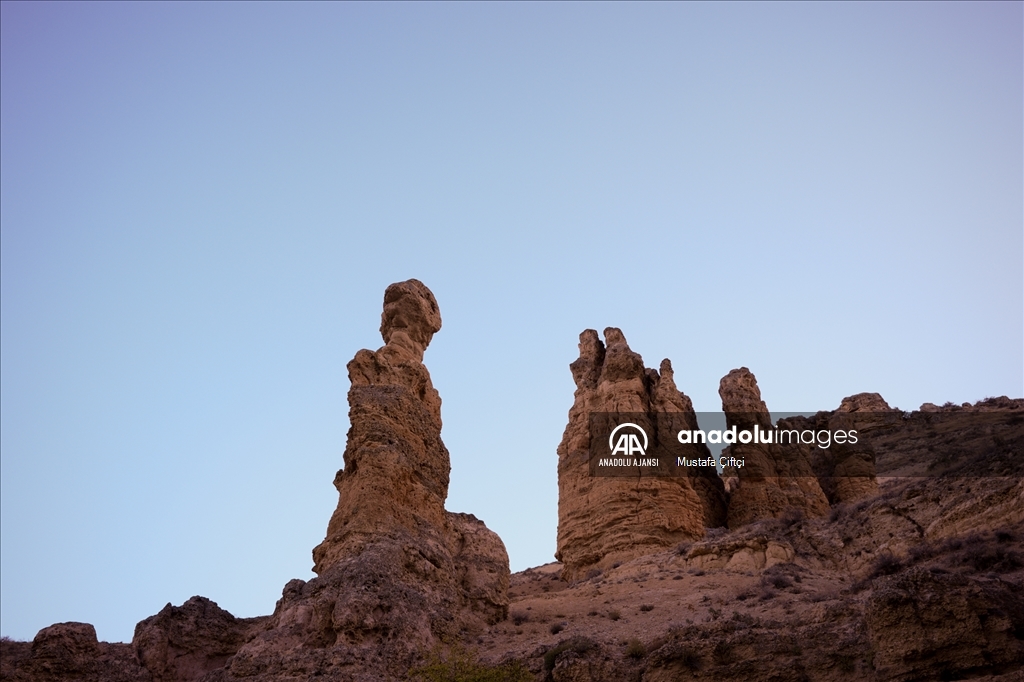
[556,328,726,580]
[222,280,509,680]
[777,392,890,504]
[720,368,830,528]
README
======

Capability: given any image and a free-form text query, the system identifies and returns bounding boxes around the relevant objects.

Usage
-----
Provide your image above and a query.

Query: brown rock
[867,568,1024,681]
[556,328,726,580]
[2,622,149,682]
[131,596,262,682]
[223,279,509,680]
[778,393,889,505]
[720,368,830,528]
[28,623,99,678]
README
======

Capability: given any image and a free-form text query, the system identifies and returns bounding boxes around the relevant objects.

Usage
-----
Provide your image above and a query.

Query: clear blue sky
[2,2,1021,643]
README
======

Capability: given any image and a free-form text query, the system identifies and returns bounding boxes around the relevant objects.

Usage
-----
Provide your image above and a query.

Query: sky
[1,2,1021,643]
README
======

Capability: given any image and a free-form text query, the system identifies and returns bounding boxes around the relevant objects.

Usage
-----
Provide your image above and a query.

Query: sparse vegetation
[654,642,701,670]
[543,637,596,671]
[625,638,645,659]
[871,552,904,578]
[764,573,793,589]
[410,646,531,682]
[712,639,733,664]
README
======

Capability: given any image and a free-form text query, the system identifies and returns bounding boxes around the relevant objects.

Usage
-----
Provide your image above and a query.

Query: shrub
[509,611,528,626]
[639,604,654,612]
[410,646,532,682]
[712,640,732,664]
[608,609,621,621]
[779,507,804,529]
[766,574,793,589]
[676,541,693,556]
[543,637,596,671]
[625,638,646,659]
[549,622,565,635]
[869,553,902,579]
[655,642,702,670]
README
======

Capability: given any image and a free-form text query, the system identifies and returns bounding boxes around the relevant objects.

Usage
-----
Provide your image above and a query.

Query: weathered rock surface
[777,392,890,505]
[1,622,149,682]
[867,567,1024,681]
[720,368,831,528]
[132,597,263,682]
[221,279,509,680]
[7,301,1024,682]
[556,328,726,580]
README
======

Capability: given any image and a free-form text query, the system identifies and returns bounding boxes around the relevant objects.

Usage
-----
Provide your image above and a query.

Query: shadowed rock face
[132,597,263,682]
[778,392,887,504]
[720,367,831,528]
[556,328,727,580]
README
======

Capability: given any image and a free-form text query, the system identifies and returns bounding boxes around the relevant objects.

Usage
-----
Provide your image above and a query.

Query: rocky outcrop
[776,392,890,505]
[867,568,1024,681]
[132,597,262,682]
[210,280,509,680]
[720,368,830,528]
[1,623,148,682]
[556,328,726,580]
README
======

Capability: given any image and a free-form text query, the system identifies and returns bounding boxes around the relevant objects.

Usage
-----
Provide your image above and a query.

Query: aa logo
[608,423,648,457]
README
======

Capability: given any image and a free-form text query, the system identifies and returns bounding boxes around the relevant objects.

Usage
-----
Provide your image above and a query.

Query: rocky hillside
[3,282,1022,682]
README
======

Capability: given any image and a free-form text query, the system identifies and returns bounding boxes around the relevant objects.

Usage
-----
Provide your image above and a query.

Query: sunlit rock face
[556,327,727,580]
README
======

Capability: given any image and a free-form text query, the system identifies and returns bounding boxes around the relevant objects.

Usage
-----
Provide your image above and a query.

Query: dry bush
[625,638,645,659]
[869,553,903,579]
[543,637,596,671]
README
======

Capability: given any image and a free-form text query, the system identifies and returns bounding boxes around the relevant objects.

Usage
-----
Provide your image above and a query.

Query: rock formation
[5,302,1024,682]
[206,279,509,680]
[1,623,146,682]
[720,368,830,528]
[132,597,264,682]
[556,328,726,580]
[776,392,890,505]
